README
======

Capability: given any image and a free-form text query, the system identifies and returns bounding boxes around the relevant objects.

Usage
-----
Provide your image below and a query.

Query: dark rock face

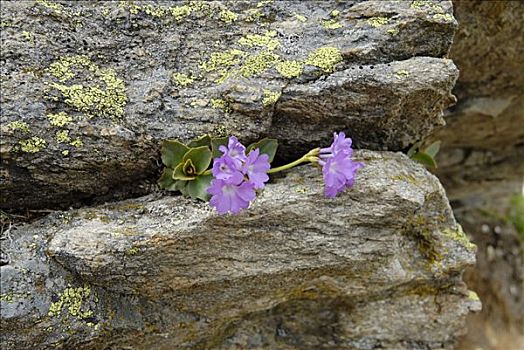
[0,0,458,210]
[1,151,479,350]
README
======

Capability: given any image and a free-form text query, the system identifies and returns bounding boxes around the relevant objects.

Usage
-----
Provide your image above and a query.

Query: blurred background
[431,1,523,349]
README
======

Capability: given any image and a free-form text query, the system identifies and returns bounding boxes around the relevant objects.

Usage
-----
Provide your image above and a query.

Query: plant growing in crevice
[159,132,363,214]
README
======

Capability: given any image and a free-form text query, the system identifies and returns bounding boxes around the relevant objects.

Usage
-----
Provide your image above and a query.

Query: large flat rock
[0,0,458,210]
[1,151,479,349]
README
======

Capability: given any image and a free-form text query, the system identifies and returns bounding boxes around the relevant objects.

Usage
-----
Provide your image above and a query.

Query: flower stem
[267,148,320,174]
[203,148,320,176]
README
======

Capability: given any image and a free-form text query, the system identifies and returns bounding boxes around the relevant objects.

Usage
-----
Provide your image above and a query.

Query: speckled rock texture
[0,0,459,210]
[1,151,480,350]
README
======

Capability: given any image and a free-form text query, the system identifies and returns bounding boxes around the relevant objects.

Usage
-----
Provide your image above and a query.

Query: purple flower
[212,155,244,184]
[218,136,246,167]
[208,179,256,214]
[209,136,271,214]
[320,131,353,157]
[243,149,270,189]
[319,132,362,198]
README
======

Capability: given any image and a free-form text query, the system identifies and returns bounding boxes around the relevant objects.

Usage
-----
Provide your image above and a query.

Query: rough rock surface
[0,0,458,210]
[1,151,479,350]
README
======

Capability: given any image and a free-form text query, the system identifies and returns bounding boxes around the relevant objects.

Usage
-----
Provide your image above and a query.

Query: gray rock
[0,0,458,210]
[1,151,479,349]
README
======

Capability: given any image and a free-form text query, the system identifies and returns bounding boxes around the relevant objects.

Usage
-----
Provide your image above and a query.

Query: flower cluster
[318,132,363,198]
[207,137,270,214]
[159,131,363,215]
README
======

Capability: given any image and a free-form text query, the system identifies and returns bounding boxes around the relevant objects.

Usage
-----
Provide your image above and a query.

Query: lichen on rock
[305,47,343,72]
[46,55,127,119]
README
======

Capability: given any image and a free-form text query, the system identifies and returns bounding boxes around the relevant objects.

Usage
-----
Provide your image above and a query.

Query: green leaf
[173,162,196,180]
[187,174,212,201]
[411,151,437,169]
[175,180,189,196]
[211,136,229,158]
[407,141,421,158]
[424,141,441,158]
[161,140,189,168]
[158,168,178,190]
[188,134,212,148]
[183,158,198,177]
[183,146,212,174]
[246,138,278,163]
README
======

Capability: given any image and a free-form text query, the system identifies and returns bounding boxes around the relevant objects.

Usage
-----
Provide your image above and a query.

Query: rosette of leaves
[158,134,278,201]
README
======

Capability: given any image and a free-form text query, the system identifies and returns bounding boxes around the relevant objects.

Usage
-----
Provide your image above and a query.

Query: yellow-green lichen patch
[322,19,343,30]
[404,215,443,263]
[62,150,70,156]
[238,30,280,51]
[467,290,480,301]
[200,49,246,83]
[305,47,343,73]
[118,1,141,15]
[367,16,389,28]
[295,187,308,194]
[294,13,307,22]
[101,7,110,17]
[262,89,281,106]
[411,0,444,13]
[46,55,127,119]
[257,0,273,8]
[6,121,30,133]
[387,27,399,36]
[433,13,453,22]
[22,31,32,41]
[391,173,421,186]
[36,0,65,13]
[201,49,245,72]
[70,139,83,148]
[219,9,238,23]
[55,130,71,144]
[47,112,73,127]
[125,246,139,256]
[240,51,279,78]
[211,98,230,112]
[442,225,476,251]
[19,137,46,153]
[143,4,166,17]
[276,60,304,78]
[0,294,13,302]
[172,72,195,87]
[330,10,340,17]
[47,55,94,82]
[244,8,262,22]
[395,70,410,79]
[48,286,95,319]
[171,4,193,22]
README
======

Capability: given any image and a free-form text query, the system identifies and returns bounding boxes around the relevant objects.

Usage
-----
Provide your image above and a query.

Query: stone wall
[0,1,480,349]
